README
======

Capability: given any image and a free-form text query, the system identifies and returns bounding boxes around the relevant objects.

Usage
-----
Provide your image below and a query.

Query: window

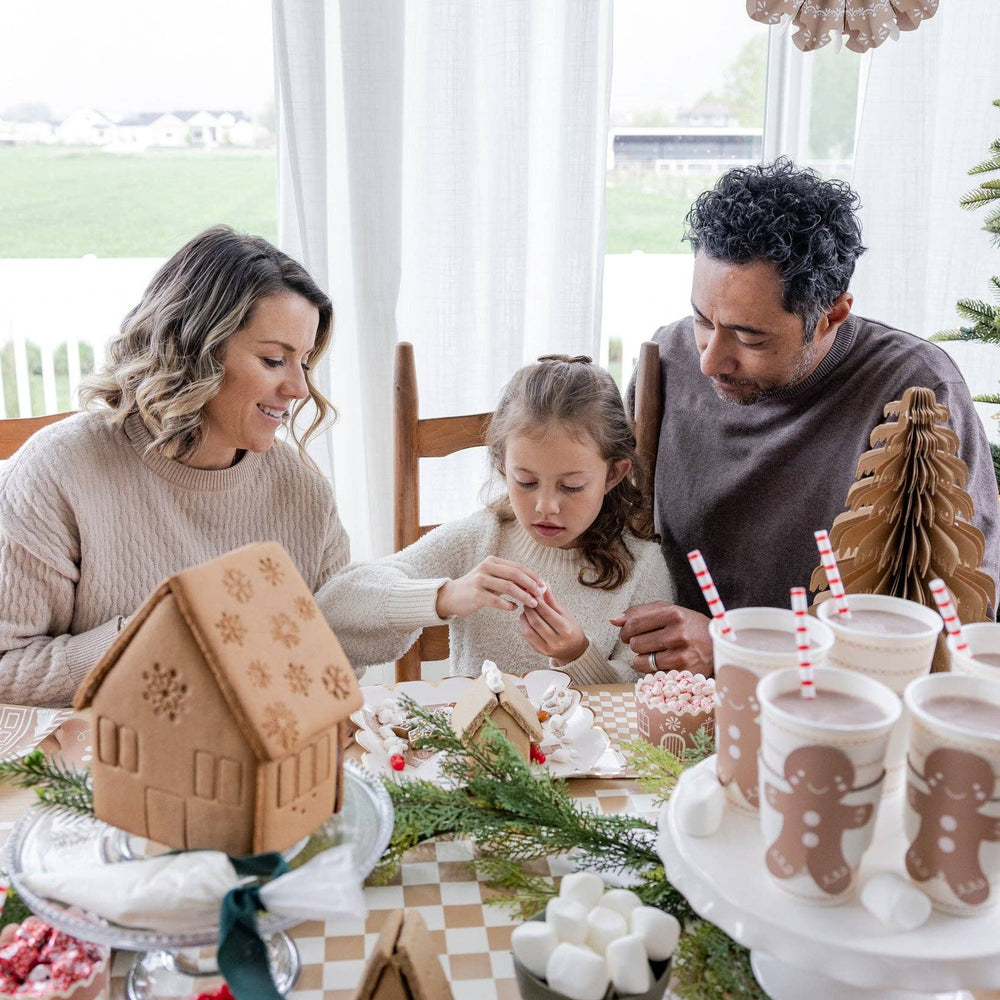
[602,6,863,386]
[0,2,276,417]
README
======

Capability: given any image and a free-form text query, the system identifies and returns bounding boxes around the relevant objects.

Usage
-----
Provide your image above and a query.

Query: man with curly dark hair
[613,158,999,676]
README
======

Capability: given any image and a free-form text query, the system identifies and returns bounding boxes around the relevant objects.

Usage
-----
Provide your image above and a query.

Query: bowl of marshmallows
[511,872,680,1000]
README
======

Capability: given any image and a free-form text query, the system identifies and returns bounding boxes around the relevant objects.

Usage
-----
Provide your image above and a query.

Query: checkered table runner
[289,778,662,1000]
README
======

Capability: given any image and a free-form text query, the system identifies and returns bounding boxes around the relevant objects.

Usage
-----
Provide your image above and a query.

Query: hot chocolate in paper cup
[711,608,833,814]
[757,666,900,905]
[818,594,941,797]
[947,623,1000,682]
[903,672,1000,916]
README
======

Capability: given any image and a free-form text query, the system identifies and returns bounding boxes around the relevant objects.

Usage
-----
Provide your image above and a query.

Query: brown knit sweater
[0,411,352,706]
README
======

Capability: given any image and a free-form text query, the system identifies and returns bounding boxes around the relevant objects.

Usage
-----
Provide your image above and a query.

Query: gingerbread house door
[146,787,186,847]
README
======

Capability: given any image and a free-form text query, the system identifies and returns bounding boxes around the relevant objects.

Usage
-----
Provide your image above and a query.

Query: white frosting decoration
[481,660,505,694]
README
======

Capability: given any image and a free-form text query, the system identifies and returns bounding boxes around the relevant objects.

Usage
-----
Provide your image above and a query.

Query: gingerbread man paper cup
[818,593,941,797]
[757,666,901,905]
[903,673,1000,916]
[947,623,1000,682]
[712,608,834,814]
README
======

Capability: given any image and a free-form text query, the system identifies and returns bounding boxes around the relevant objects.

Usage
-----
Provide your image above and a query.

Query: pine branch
[0,749,93,815]
[672,921,771,999]
[379,700,661,882]
[969,155,1000,176]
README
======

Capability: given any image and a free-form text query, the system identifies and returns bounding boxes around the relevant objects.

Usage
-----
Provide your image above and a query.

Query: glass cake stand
[657,756,1000,1000]
[3,762,394,1000]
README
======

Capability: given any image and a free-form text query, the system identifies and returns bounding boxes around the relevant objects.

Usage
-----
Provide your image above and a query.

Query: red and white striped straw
[814,529,852,619]
[790,587,816,699]
[687,549,735,638]
[929,578,969,654]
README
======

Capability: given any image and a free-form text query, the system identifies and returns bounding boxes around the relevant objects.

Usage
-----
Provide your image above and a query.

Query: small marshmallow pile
[539,683,575,718]
[511,872,680,1000]
[635,670,714,715]
[373,697,410,758]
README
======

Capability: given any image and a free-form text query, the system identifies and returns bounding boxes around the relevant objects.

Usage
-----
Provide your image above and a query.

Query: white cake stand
[4,762,394,1000]
[657,757,1000,1000]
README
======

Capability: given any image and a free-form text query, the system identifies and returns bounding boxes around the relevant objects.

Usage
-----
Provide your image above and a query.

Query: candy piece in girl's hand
[606,934,652,995]
[511,919,558,979]
[544,897,588,944]
[389,754,405,771]
[630,907,681,960]
[545,942,609,1000]
[599,887,643,919]
[585,905,628,955]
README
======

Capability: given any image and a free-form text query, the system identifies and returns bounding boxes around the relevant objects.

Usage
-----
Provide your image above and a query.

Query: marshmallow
[673,766,726,838]
[545,896,588,945]
[585,905,628,956]
[606,934,652,995]
[545,942,609,1000]
[559,871,606,911]
[600,887,643,919]
[511,919,559,979]
[861,872,932,932]
[631,907,681,961]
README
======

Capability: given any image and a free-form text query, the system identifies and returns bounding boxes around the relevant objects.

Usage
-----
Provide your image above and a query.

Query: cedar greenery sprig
[672,920,770,1000]
[621,725,715,803]
[378,698,694,921]
[0,749,93,814]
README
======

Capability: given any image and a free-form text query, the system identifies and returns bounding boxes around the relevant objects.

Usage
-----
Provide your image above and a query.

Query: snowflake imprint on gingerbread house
[141,662,188,722]
[222,568,254,604]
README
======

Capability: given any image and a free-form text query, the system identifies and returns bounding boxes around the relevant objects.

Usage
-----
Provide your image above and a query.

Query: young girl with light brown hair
[321,355,674,682]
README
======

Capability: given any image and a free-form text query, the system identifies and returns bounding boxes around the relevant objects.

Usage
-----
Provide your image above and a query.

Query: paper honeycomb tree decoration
[810,387,996,626]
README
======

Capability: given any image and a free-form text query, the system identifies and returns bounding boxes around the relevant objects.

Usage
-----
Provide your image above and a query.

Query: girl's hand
[435,557,546,618]
[519,587,588,664]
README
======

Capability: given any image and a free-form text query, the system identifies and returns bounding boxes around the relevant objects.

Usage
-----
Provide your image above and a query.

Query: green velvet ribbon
[217,852,291,1000]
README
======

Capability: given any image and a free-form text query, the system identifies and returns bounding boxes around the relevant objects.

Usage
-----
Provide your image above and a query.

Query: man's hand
[519,587,588,664]
[435,557,546,618]
[610,601,713,677]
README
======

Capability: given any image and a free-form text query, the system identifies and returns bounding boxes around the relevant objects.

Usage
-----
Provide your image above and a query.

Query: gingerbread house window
[97,717,139,773]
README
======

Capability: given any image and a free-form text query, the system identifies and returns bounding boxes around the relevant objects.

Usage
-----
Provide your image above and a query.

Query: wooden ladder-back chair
[0,412,76,461]
[394,342,492,682]
[633,341,663,493]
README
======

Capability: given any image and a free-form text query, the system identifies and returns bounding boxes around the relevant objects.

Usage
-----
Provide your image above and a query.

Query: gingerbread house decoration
[352,909,453,1000]
[449,665,542,761]
[73,542,363,857]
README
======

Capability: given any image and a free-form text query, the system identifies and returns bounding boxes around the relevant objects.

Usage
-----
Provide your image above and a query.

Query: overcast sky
[0,0,760,121]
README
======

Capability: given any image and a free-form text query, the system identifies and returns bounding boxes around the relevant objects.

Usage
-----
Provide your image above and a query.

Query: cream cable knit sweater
[0,411,357,707]
[318,508,675,683]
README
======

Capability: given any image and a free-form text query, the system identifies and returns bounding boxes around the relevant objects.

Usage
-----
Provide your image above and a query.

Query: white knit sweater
[318,509,675,683]
[0,411,356,706]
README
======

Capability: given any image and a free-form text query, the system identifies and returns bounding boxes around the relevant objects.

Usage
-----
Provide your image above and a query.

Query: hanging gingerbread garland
[810,386,995,631]
[747,0,939,53]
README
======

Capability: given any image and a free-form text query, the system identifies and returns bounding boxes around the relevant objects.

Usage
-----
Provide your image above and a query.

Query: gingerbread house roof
[450,673,543,743]
[74,542,362,761]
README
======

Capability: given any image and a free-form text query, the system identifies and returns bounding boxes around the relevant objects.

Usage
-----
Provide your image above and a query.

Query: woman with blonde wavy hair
[0,225,363,706]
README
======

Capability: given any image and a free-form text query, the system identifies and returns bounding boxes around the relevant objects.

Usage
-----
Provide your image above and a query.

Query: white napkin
[19,843,365,933]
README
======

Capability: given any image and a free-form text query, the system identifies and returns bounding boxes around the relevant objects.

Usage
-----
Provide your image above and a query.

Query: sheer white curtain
[850,2,1000,443]
[274,0,613,561]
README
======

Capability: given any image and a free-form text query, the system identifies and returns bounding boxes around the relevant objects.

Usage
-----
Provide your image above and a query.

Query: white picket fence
[0,258,163,417]
[1,256,998,448]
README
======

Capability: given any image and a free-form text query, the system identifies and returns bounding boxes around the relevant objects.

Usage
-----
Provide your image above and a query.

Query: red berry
[390,754,405,771]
